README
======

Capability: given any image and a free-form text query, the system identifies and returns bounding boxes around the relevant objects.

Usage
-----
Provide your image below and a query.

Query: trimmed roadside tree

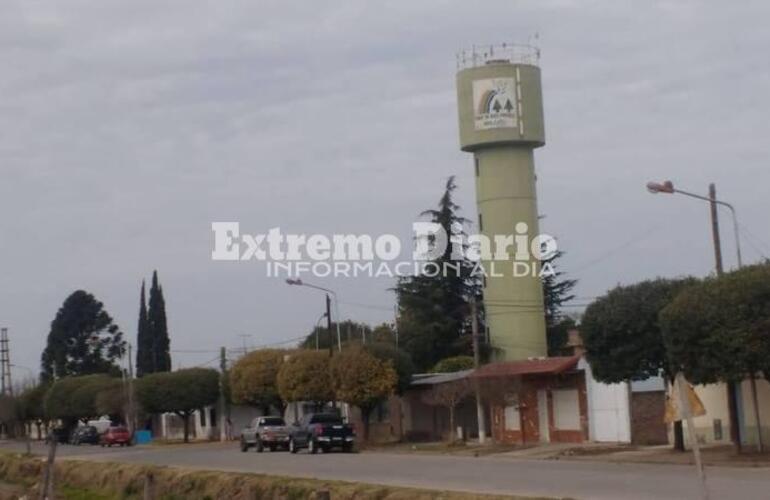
[580,277,696,450]
[44,374,117,425]
[17,384,49,439]
[230,349,288,415]
[330,348,397,442]
[661,263,770,450]
[363,342,415,395]
[277,351,334,413]
[136,368,219,443]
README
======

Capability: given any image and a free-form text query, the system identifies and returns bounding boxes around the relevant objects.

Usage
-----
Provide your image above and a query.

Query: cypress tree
[135,281,152,377]
[148,270,172,373]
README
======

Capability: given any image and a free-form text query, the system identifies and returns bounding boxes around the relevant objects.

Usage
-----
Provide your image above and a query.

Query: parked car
[288,413,355,454]
[45,427,72,445]
[240,416,290,452]
[70,425,100,445]
[99,426,132,447]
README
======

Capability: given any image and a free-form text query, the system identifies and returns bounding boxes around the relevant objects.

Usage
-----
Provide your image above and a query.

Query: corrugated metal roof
[410,369,474,386]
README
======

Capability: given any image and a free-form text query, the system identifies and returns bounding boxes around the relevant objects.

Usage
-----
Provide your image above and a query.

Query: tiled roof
[470,356,581,379]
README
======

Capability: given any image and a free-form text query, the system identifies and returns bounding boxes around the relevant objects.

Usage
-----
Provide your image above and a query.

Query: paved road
[3,441,769,499]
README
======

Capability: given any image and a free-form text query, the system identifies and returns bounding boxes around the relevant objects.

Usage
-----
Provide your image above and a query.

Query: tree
[0,394,18,437]
[136,281,152,377]
[542,250,578,355]
[17,384,49,439]
[661,263,770,450]
[364,342,415,395]
[330,347,397,441]
[276,351,334,409]
[395,176,482,371]
[41,291,126,382]
[136,368,219,443]
[300,320,371,351]
[94,379,128,422]
[230,349,288,414]
[44,374,117,425]
[147,271,172,373]
[421,378,474,442]
[581,277,696,451]
[546,317,577,357]
[431,355,475,374]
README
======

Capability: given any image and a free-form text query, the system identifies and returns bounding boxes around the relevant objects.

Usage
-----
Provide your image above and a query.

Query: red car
[99,426,132,447]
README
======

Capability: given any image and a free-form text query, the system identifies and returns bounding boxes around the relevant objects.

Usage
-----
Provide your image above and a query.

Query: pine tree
[135,281,152,377]
[148,271,172,373]
[395,176,482,371]
[41,290,125,381]
[541,250,577,355]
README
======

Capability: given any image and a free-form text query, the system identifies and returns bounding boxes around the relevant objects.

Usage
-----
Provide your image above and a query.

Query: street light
[647,179,743,269]
[285,279,343,353]
[646,179,747,453]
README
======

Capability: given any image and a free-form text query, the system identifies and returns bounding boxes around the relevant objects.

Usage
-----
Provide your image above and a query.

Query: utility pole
[325,294,333,358]
[219,347,228,442]
[470,298,487,444]
[0,328,12,397]
[709,183,742,453]
[708,184,724,276]
[127,343,136,436]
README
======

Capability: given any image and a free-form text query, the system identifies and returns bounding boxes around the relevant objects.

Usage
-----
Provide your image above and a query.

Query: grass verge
[0,453,560,500]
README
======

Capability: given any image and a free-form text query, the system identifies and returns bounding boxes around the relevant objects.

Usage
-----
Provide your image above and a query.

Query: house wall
[739,377,770,448]
[673,383,731,446]
[630,391,668,445]
[580,359,632,443]
[491,372,588,445]
[399,389,481,442]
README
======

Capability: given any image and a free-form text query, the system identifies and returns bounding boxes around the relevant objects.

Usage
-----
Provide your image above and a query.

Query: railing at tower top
[456,43,540,70]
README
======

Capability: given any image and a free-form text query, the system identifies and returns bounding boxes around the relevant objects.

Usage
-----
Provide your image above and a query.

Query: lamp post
[646,179,745,452]
[285,279,343,354]
[646,180,743,269]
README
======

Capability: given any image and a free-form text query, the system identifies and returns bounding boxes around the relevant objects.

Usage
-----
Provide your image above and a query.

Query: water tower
[456,44,547,361]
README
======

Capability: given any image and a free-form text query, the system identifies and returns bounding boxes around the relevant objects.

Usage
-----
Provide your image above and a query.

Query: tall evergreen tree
[147,270,172,373]
[41,290,125,382]
[541,250,578,355]
[395,177,482,371]
[135,281,152,377]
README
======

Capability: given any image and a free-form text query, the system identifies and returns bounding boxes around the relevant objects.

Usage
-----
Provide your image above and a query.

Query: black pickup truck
[288,413,355,454]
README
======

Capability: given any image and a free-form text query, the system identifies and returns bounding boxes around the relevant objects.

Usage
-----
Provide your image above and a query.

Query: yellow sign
[664,381,706,423]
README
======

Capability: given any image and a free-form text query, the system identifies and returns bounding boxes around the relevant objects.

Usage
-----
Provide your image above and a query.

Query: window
[474,156,480,177]
[210,408,217,428]
[199,408,207,427]
[478,213,483,231]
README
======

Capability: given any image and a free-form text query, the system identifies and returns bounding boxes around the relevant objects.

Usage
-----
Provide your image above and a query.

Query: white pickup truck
[239,416,290,452]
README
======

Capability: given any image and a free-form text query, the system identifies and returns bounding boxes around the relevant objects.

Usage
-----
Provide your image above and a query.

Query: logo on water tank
[472,78,518,130]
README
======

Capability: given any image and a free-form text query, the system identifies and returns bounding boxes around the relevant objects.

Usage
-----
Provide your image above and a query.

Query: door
[537,390,550,443]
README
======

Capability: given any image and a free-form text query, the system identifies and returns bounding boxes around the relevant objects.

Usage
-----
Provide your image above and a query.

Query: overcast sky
[2,1,769,380]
